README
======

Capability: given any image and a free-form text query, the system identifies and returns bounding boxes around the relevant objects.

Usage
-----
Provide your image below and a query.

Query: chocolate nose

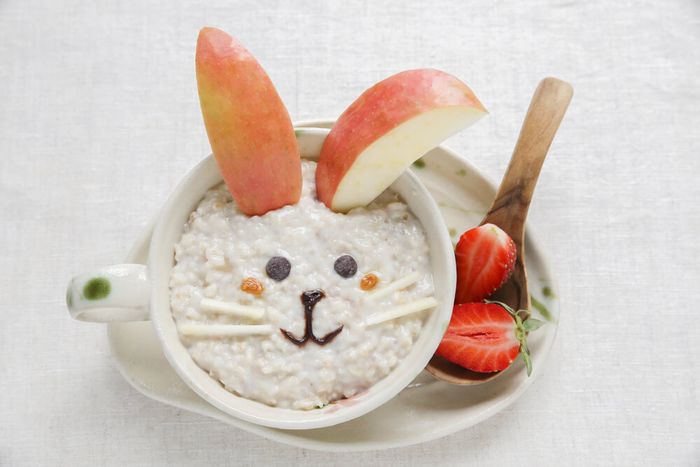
[281,289,343,346]
[301,289,325,307]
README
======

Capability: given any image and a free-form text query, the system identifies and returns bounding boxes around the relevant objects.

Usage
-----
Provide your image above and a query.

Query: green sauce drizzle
[542,286,556,298]
[531,295,553,321]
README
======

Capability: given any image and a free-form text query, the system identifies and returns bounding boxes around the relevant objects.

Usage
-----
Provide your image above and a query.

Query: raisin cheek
[360,273,379,290]
[241,277,264,295]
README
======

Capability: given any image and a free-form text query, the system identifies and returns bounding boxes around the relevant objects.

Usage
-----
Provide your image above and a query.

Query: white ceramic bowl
[67,127,456,429]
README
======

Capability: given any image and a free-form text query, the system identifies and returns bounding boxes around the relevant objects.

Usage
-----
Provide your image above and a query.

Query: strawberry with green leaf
[436,301,544,375]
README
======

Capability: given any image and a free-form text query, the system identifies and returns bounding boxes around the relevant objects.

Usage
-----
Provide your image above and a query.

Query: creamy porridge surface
[169,160,435,410]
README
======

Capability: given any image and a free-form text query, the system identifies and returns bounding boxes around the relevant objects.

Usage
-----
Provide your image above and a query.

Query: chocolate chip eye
[266,256,291,281]
[334,255,357,278]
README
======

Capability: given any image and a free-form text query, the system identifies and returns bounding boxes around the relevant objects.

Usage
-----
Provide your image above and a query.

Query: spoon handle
[481,78,573,244]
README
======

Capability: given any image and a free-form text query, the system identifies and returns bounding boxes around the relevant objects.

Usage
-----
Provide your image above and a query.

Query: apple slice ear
[196,27,301,216]
[316,69,487,212]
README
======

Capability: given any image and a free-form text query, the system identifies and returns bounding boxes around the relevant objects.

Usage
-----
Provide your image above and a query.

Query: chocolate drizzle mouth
[280,290,344,346]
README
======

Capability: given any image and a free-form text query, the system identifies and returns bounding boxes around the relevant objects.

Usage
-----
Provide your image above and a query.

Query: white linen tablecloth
[1,0,699,465]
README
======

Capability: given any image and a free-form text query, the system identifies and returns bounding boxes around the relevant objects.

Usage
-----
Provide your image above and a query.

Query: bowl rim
[145,128,457,429]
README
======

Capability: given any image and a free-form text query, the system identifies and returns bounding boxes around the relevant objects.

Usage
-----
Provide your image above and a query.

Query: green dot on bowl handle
[83,277,111,300]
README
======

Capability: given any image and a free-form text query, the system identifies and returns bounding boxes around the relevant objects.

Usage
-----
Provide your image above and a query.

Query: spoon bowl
[426,77,573,385]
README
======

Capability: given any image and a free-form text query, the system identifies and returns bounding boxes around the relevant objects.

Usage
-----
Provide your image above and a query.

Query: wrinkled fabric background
[1,0,699,465]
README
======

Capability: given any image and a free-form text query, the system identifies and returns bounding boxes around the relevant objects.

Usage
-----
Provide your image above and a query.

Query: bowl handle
[66,264,150,322]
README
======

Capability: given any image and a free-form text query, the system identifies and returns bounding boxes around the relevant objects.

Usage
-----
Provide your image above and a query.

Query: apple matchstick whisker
[364,297,439,326]
[200,298,266,320]
[365,272,421,302]
[178,324,273,337]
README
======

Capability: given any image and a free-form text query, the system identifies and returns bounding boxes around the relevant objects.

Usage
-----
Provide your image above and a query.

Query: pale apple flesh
[331,107,484,211]
[316,69,486,212]
[196,27,301,216]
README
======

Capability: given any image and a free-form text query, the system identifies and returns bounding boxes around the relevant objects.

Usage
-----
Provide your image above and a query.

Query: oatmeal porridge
[169,160,435,410]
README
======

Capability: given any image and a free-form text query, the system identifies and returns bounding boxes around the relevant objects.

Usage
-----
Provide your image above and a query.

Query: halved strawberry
[436,302,543,374]
[454,223,516,304]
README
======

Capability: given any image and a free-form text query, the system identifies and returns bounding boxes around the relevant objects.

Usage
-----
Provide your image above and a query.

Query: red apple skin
[316,69,486,210]
[196,27,301,216]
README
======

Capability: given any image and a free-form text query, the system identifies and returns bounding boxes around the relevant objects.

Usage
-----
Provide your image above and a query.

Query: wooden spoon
[426,77,573,385]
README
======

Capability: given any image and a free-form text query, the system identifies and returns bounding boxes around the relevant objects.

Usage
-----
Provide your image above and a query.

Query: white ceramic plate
[106,119,560,452]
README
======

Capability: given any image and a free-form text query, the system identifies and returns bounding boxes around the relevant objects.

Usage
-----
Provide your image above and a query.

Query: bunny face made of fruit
[169,27,486,409]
